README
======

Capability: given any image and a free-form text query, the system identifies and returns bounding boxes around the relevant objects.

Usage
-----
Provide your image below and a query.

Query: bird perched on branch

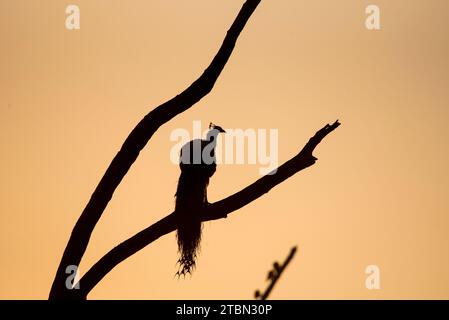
[175,122,226,276]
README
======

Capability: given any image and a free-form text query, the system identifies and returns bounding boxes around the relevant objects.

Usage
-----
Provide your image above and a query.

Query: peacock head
[206,122,226,142]
[209,122,226,133]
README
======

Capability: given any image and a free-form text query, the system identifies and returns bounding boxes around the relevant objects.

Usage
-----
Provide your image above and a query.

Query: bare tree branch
[73,121,340,299]
[49,0,262,299]
[255,246,298,300]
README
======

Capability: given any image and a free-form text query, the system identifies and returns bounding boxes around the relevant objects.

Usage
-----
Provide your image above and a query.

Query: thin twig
[255,246,298,300]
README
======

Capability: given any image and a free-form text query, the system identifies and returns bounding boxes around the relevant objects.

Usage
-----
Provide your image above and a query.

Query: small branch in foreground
[255,246,297,300]
[72,120,340,299]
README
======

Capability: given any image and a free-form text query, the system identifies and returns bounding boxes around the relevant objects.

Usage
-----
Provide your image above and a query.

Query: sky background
[1,0,448,299]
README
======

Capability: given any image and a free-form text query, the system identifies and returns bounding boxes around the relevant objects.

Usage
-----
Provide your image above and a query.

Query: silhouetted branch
[49,0,262,300]
[73,121,340,299]
[255,246,297,300]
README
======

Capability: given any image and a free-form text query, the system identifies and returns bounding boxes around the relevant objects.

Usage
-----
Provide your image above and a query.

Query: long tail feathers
[175,170,209,276]
[176,220,202,276]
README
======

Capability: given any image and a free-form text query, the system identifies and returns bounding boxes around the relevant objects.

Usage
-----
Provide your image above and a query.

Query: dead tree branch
[49,0,262,300]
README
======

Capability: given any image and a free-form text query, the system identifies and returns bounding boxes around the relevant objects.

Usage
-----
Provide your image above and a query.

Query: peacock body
[175,123,226,276]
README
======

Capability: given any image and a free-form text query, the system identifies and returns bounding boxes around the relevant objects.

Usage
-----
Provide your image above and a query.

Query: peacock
[175,122,226,276]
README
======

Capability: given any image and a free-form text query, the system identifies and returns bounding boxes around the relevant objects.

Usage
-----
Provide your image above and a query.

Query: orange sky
[1,0,448,299]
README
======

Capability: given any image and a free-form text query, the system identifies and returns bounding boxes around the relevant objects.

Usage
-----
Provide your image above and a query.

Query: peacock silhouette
[175,122,226,276]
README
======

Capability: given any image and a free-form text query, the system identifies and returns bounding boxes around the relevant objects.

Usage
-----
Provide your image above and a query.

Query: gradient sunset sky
[1,0,448,299]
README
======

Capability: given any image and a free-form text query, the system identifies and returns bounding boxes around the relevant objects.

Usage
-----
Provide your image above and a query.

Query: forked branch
[73,121,340,299]
[49,0,262,299]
